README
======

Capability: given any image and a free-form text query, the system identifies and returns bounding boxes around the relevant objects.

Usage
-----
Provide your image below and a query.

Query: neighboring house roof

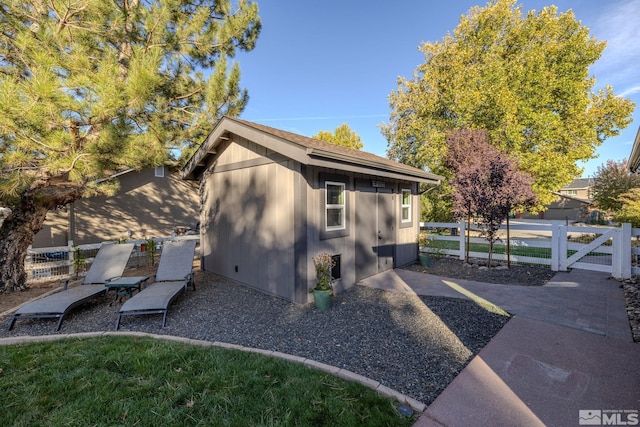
[630,126,640,173]
[561,178,594,190]
[182,116,443,184]
[551,191,592,205]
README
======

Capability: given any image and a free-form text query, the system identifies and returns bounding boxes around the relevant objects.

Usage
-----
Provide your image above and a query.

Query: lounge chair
[8,243,135,331]
[115,240,196,329]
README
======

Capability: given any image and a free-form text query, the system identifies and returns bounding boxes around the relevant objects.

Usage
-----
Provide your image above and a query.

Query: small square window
[331,254,341,280]
[401,189,411,223]
[155,166,165,177]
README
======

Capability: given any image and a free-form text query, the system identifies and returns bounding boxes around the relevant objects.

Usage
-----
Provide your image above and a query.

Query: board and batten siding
[395,182,420,268]
[201,136,297,301]
[304,167,357,297]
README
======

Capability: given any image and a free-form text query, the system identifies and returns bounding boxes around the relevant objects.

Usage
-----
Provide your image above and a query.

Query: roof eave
[182,117,443,185]
[181,121,227,180]
[307,148,442,184]
[630,126,640,173]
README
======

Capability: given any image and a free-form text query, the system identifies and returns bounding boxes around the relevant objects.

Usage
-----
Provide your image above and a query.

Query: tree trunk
[0,181,83,292]
[506,214,511,269]
[466,212,471,263]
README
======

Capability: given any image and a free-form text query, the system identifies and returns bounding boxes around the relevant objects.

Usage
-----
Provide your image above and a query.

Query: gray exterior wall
[395,182,421,268]
[201,136,299,301]
[32,209,69,248]
[32,168,200,247]
[200,137,422,304]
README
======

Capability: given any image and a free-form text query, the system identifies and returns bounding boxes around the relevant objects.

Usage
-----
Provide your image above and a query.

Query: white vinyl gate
[554,223,631,278]
[421,221,635,279]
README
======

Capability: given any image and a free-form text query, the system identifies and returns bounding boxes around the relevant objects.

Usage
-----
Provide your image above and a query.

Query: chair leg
[55,315,64,331]
[162,311,168,328]
[115,314,122,330]
[8,315,17,331]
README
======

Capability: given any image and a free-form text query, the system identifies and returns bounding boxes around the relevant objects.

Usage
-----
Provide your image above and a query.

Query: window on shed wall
[325,182,345,231]
[155,166,165,177]
[401,189,412,223]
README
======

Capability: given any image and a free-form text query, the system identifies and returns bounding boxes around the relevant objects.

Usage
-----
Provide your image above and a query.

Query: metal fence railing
[25,235,200,284]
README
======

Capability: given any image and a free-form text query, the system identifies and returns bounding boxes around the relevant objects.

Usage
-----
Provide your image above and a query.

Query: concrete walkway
[360,268,640,427]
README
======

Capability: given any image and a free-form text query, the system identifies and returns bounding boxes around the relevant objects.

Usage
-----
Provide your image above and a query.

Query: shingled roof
[562,178,594,190]
[182,116,442,184]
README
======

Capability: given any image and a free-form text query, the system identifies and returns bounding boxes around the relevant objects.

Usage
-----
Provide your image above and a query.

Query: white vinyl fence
[25,235,200,284]
[420,220,638,279]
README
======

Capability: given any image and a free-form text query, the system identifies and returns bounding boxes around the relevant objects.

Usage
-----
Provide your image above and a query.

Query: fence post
[68,240,75,277]
[458,220,466,261]
[551,223,559,271]
[613,223,632,279]
[551,222,568,272]
[558,225,569,271]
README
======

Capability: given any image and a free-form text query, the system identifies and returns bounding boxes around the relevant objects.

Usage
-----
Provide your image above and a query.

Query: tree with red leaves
[446,129,536,266]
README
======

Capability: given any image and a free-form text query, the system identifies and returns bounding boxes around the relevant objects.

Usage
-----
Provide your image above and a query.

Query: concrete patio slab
[366,268,632,340]
[416,316,640,427]
[359,267,638,426]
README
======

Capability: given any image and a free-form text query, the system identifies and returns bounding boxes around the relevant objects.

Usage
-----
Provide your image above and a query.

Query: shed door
[356,185,395,281]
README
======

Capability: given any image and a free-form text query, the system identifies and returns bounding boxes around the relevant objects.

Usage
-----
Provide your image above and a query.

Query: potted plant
[418,233,431,267]
[312,252,335,310]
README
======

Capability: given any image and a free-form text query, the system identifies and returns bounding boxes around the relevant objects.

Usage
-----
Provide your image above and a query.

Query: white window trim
[155,166,165,177]
[401,188,412,223]
[325,181,346,231]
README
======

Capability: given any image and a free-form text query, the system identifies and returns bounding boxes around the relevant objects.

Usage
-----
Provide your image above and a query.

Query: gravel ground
[0,268,510,405]
[623,278,640,342]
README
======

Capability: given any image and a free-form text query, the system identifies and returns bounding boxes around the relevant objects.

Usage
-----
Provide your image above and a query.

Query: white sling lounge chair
[115,240,196,329]
[8,243,135,331]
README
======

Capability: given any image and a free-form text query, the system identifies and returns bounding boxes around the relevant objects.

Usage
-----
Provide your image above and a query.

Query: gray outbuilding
[182,116,442,304]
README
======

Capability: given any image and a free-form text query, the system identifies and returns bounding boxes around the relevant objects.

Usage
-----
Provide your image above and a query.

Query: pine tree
[0,0,261,291]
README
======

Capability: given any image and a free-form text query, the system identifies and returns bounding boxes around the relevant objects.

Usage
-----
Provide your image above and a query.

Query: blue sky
[235,0,640,179]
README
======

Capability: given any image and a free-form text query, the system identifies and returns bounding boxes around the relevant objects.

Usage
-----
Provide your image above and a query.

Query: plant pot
[313,289,331,310]
[419,253,431,267]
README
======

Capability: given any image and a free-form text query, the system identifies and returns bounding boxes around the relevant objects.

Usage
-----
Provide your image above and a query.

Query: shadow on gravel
[1,272,511,405]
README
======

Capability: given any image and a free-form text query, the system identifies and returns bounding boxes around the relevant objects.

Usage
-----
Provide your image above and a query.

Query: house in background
[182,116,442,304]
[541,192,593,222]
[556,178,594,200]
[521,178,594,222]
[32,167,200,247]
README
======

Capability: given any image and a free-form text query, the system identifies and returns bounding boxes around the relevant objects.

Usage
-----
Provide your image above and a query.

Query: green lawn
[424,237,553,259]
[0,336,413,427]
[424,237,609,261]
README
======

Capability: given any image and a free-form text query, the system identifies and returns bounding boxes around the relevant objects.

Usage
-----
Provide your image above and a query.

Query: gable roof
[182,116,442,184]
[561,178,594,190]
